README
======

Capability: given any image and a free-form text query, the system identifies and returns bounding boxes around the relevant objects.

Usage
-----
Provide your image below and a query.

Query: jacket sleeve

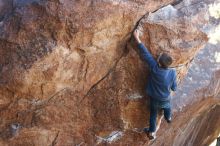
[137,43,157,69]
[171,70,177,91]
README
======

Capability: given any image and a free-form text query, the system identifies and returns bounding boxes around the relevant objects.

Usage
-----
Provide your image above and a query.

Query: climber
[133,29,177,140]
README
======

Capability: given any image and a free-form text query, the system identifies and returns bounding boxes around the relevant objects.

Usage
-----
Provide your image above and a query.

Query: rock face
[0,0,219,146]
[0,0,175,145]
[0,0,12,19]
[172,0,220,110]
[136,5,208,82]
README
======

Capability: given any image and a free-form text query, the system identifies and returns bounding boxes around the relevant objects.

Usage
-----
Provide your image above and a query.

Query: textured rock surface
[0,0,175,145]
[0,0,219,146]
[172,0,220,109]
[0,0,12,19]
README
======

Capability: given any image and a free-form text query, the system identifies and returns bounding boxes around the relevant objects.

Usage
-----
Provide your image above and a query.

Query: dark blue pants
[149,98,172,132]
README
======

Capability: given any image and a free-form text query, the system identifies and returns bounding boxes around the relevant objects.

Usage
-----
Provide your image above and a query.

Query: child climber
[133,29,177,140]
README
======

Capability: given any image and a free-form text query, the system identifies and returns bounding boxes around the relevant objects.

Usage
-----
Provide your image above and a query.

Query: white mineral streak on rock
[96,131,123,144]
[215,52,220,63]
[209,0,220,19]
[127,93,143,99]
[147,5,178,23]
[209,25,220,44]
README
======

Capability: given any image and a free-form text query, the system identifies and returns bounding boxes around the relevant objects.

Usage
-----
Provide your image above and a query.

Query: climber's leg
[143,98,158,139]
[149,98,158,133]
[163,106,172,123]
[156,110,163,132]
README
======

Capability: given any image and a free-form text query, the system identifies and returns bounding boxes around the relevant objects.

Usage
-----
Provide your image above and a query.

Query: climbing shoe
[148,132,156,140]
[165,117,172,123]
[143,128,156,140]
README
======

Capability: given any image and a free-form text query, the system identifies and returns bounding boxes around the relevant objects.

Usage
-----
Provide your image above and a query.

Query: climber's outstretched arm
[133,30,157,69]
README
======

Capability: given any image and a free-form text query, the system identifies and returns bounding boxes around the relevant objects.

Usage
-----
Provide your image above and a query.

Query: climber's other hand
[133,29,141,43]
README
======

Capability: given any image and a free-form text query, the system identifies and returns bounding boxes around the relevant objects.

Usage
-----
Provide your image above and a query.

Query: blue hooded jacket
[138,43,177,101]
